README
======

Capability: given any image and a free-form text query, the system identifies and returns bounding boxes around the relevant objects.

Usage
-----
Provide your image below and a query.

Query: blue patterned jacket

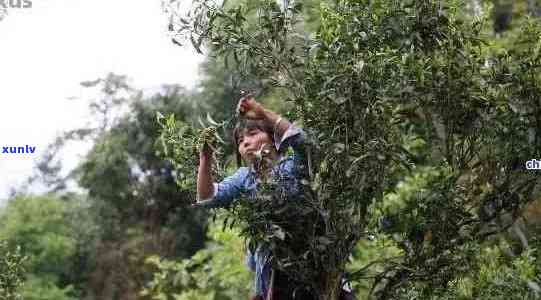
[196,123,308,297]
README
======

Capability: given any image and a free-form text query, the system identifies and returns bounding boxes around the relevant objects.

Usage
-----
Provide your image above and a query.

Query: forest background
[2,0,541,299]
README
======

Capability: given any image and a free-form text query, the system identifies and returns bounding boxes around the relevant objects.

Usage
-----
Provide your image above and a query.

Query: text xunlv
[1,145,36,154]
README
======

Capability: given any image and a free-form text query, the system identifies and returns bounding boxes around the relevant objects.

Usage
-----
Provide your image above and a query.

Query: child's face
[238,127,273,163]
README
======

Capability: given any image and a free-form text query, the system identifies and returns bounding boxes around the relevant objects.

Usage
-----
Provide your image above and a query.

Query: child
[195,94,310,299]
[195,95,354,299]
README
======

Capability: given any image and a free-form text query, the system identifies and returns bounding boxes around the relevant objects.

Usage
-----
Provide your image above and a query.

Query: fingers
[236,103,244,116]
[236,95,255,115]
[236,97,245,115]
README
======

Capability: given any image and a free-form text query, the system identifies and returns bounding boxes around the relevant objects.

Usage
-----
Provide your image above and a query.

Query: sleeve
[274,122,307,158]
[245,248,256,272]
[274,122,309,178]
[194,167,249,209]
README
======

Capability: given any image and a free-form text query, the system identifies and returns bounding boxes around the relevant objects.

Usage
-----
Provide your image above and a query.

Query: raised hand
[198,126,217,159]
[236,94,266,120]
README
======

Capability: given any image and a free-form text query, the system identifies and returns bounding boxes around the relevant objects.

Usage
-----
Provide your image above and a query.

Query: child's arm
[195,145,248,208]
[196,145,215,201]
[266,111,306,156]
[260,108,289,143]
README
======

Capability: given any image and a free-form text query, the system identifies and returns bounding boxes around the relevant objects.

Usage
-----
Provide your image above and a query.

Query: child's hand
[236,95,266,120]
[199,143,213,160]
[198,127,217,159]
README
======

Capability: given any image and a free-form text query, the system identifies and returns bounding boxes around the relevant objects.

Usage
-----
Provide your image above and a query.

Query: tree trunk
[317,272,342,300]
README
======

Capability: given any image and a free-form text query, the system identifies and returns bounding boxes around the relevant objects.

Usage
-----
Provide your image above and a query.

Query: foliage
[19,277,76,300]
[0,241,26,300]
[164,0,541,299]
[6,0,541,299]
[72,78,210,298]
[156,112,229,193]
[18,75,212,298]
[344,236,403,299]
[0,195,81,299]
[141,215,252,300]
[439,242,541,299]
[0,196,77,279]
[388,236,541,299]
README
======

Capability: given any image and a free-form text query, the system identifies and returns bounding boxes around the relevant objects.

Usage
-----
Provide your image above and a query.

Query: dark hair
[232,119,275,168]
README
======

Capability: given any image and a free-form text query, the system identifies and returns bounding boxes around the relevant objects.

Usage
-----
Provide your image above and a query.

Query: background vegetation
[1,0,541,299]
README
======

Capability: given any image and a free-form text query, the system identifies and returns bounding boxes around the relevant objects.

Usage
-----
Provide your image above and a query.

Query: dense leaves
[0,195,84,299]
[165,0,541,298]
[0,242,26,300]
[156,112,229,193]
[141,216,252,300]
[2,0,541,299]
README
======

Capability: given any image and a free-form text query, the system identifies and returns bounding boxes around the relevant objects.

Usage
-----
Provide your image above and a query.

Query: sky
[0,0,203,202]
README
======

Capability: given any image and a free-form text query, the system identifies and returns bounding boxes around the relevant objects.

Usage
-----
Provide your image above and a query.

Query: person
[194,95,355,300]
